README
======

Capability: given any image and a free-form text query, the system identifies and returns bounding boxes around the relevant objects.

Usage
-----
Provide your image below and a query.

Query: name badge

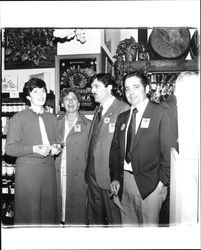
[109,123,115,133]
[74,124,81,132]
[140,118,150,128]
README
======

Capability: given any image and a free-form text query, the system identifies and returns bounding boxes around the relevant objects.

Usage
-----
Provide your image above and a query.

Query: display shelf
[1,93,24,226]
[120,59,199,74]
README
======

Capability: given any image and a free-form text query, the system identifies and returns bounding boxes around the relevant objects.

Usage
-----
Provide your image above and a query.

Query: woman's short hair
[91,73,121,98]
[23,78,47,106]
[59,87,81,104]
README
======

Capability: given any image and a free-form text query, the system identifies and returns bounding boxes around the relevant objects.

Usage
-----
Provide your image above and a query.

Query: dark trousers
[87,175,121,225]
[159,183,170,226]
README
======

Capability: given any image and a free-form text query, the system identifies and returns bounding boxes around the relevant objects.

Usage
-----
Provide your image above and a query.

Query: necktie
[88,106,103,149]
[93,106,103,128]
[125,108,138,164]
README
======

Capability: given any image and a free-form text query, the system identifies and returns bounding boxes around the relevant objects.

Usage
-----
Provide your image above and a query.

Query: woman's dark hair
[91,73,121,98]
[123,71,149,89]
[59,87,81,104]
[23,78,47,106]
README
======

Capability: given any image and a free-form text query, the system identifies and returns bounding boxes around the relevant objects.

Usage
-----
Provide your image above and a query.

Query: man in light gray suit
[85,73,129,225]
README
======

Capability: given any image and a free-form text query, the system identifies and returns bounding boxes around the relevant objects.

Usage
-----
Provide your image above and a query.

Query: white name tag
[109,123,115,133]
[140,118,150,128]
[74,124,81,132]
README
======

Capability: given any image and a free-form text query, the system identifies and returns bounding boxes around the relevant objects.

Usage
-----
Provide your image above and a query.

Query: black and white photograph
[0,1,200,249]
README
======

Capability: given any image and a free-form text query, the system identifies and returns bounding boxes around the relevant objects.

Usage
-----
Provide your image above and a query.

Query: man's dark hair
[123,71,149,89]
[23,78,47,106]
[91,73,121,98]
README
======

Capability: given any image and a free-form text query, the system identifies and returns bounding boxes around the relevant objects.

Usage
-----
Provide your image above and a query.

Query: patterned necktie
[125,108,138,164]
[88,106,103,147]
[94,106,103,128]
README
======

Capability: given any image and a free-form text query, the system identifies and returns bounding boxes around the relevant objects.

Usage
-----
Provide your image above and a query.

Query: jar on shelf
[4,104,8,113]
[12,103,18,112]
[2,104,7,113]
[2,161,7,177]
[2,180,9,195]
[17,103,22,112]
[9,182,15,195]
[7,104,12,113]
[6,164,14,177]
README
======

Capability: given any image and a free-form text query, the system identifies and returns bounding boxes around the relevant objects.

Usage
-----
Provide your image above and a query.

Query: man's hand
[110,180,120,197]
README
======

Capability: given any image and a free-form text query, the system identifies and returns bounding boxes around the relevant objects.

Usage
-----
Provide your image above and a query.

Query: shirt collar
[101,96,115,115]
[131,98,149,113]
[29,107,45,116]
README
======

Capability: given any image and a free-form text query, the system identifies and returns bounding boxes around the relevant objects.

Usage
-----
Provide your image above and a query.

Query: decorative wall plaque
[55,54,101,113]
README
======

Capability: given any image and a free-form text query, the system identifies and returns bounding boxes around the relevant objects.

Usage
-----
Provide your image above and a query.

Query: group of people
[5,71,178,226]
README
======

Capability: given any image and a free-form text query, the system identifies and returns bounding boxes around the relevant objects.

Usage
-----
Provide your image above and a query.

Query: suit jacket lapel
[134,101,154,148]
[120,111,130,157]
[57,116,66,143]
[97,98,118,140]
[87,106,99,146]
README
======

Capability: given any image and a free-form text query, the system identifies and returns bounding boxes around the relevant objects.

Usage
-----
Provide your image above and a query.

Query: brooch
[104,117,110,124]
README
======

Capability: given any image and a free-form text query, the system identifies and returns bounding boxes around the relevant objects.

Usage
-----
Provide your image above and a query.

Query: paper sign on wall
[2,75,18,92]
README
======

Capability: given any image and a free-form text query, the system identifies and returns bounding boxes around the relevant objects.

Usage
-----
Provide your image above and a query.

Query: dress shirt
[38,115,50,145]
[124,98,149,172]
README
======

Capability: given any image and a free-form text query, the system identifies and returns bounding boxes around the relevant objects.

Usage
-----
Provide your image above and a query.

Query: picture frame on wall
[104,29,112,52]
[55,54,101,114]
[101,47,114,75]
[4,28,57,70]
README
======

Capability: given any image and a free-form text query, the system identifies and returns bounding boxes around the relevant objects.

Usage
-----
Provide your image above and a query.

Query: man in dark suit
[85,73,129,225]
[109,71,178,226]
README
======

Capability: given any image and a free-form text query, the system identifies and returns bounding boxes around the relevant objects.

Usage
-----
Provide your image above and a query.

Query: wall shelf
[120,59,199,74]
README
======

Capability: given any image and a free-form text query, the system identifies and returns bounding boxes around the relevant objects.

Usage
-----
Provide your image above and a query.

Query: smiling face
[91,79,112,105]
[124,76,147,107]
[63,91,80,114]
[26,87,47,108]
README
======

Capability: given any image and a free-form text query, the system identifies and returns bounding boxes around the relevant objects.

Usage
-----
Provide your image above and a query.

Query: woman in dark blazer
[6,78,61,225]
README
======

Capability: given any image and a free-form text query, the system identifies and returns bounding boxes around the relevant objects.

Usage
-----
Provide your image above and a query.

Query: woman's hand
[50,143,63,156]
[33,145,51,157]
